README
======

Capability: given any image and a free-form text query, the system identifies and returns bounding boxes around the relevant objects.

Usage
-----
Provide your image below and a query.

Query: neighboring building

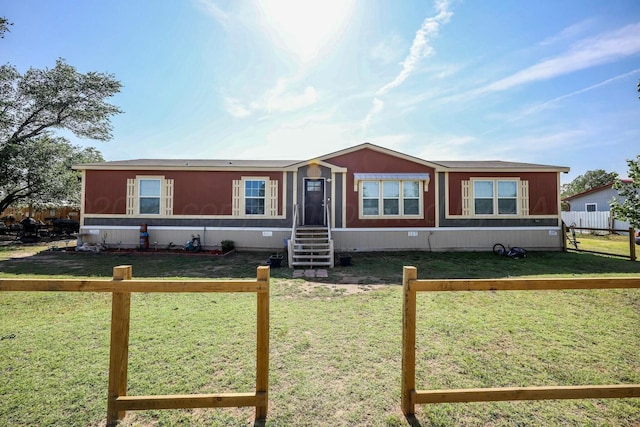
[74,143,569,266]
[561,180,633,232]
[562,180,632,212]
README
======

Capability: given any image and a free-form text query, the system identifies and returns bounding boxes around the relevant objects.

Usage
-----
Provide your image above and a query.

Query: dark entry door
[304,179,324,225]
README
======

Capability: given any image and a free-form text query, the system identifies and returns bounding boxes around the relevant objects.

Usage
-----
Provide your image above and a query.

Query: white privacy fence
[561,212,631,234]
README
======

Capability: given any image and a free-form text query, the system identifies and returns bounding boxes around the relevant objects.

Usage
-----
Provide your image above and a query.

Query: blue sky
[3,0,640,184]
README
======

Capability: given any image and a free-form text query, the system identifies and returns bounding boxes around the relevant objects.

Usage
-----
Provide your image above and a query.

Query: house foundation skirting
[78,225,563,252]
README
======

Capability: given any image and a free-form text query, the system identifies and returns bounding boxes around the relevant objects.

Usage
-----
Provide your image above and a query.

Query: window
[472,179,518,216]
[139,179,161,214]
[383,182,399,215]
[403,181,420,215]
[307,181,322,192]
[586,203,597,212]
[361,180,421,217]
[362,181,379,215]
[232,177,279,218]
[474,181,494,215]
[497,181,517,214]
[126,176,174,216]
[245,180,266,215]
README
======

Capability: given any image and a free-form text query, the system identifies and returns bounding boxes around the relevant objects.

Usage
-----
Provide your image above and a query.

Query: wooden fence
[0,265,270,426]
[562,223,637,261]
[401,266,640,415]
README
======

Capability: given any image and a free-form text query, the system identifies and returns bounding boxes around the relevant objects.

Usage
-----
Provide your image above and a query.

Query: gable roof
[430,160,570,172]
[562,179,632,201]
[75,158,299,170]
[74,142,570,173]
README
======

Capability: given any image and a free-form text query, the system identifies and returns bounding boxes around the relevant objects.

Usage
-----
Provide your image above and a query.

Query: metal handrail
[289,204,299,267]
[325,201,332,241]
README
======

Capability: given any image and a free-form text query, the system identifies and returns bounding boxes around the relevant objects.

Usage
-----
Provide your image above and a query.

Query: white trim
[302,177,326,225]
[357,179,425,220]
[83,213,286,220]
[331,226,562,232]
[81,225,293,232]
[81,225,562,232]
[80,170,87,227]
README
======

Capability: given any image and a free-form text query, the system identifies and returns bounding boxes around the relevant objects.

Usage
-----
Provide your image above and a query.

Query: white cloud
[538,19,595,46]
[234,116,361,160]
[224,97,252,118]
[223,78,319,118]
[370,34,406,65]
[363,1,453,128]
[195,0,230,29]
[361,98,384,131]
[415,135,479,160]
[376,0,452,96]
[264,79,318,113]
[481,23,640,94]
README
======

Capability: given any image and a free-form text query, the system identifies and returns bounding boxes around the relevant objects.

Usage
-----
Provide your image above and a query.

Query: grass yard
[567,232,638,259]
[1,243,639,426]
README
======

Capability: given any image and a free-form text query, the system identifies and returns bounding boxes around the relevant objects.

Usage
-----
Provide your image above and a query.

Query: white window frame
[232,176,279,218]
[138,178,162,215]
[244,178,267,216]
[471,178,519,216]
[359,180,423,219]
[585,203,597,212]
[126,175,174,217]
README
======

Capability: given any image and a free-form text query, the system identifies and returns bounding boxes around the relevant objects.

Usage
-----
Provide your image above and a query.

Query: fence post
[401,266,418,415]
[107,265,133,427]
[630,227,637,262]
[255,266,270,419]
[562,222,567,252]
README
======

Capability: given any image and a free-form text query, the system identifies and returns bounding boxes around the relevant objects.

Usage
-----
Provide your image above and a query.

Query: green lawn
[567,232,638,259]
[1,244,639,426]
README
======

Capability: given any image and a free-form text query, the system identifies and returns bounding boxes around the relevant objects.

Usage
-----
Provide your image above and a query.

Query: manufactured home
[75,143,569,266]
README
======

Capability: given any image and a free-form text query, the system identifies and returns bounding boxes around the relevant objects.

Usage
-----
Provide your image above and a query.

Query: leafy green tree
[0,17,11,38]
[610,155,640,228]
[0,56,121,213]
[561,169,619,199]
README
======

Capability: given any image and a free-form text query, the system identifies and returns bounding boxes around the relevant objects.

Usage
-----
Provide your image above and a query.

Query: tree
[0,56,121,213]
[610,155,640,229]
[0,17,11,38]
[561,169,619,199]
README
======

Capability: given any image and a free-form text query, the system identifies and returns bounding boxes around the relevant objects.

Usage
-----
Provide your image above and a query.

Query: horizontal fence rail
[0,265,270,426]
[563,223,637,261]
[401,266,640,415]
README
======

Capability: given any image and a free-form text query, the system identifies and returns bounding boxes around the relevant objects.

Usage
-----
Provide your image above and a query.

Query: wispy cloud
[263,79,318,113]
[224,97,252,118]
[370,34,406,65]
[223,78,318,118]
[481,68,640,136]
[538,19,596,46]
[195,0,230,29]
[376,0,452,96]
[362,0,453,130]
[479,22,640,95]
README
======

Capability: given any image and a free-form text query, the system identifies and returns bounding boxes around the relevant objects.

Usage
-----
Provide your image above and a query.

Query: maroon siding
[84,170,284,216]
[84,170,129,214]
[325,148,436,227]
[447,172,559,216]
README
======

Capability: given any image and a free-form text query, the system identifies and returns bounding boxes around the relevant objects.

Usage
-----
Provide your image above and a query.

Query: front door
[304,179,325,225]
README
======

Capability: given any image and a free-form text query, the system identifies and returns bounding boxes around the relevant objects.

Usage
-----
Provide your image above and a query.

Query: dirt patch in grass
[278,278,386,295]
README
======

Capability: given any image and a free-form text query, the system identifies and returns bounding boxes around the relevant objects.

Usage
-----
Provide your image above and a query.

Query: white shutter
[462,180,471,216]
[268,180,278,217]
[520,180,529,216]
[232,180,241,216]
[163,178,174,216]
[126,179,136,215]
